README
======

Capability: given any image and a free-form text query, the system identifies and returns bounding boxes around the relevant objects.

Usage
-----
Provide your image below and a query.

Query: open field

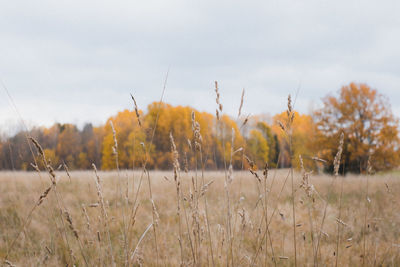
[1,169,400,266]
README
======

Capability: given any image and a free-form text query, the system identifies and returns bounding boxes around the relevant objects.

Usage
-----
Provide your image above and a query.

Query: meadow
[1,84,399,266]
[1,169,400,266]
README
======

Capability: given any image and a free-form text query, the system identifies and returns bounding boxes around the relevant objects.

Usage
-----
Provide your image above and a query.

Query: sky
[1,0,400,134]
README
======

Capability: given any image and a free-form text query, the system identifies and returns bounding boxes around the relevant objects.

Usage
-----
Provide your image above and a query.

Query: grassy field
[1,169,400,266]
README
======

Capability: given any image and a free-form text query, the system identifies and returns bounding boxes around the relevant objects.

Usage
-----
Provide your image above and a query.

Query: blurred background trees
[0,83,398,173]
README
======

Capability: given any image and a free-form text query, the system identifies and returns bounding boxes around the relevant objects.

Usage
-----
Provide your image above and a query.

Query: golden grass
[1,169,400,266]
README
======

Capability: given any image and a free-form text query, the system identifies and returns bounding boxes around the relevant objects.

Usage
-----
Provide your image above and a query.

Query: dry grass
[1,169,400,266]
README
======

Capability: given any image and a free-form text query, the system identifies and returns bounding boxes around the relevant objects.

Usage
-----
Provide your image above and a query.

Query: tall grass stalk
[362,155,372,266]
[315,132,344,265]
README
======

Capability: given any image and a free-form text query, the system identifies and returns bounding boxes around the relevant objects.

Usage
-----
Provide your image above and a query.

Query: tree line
[0,83,399,173]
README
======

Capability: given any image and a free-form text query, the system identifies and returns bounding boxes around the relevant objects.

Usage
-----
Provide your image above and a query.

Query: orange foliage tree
[314,83,400,173]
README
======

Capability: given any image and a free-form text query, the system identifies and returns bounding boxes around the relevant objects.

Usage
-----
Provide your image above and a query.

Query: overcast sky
[1,0,400,134]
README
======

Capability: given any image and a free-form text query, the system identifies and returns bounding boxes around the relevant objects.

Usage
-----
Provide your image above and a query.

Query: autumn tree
[256,122,279,167]
[4,131,36,170]
[0,139,11,169]
[0,137,9,169]
[56,124,81,168]
[44,148,59,167]
[102,109,147,170]
[145,103,217,169]
[90,126,105,167]
[272,111,317,170]
[146,103,190,169]
[42,124,60,149]
[314,83,400,173]
[76,123,104,169]
[246,129,269,168]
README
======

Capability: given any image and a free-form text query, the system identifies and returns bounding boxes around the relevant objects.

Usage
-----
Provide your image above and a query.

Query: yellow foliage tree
[145,103,216,169]
[272,111,316,170]
[43,148,59,168]
[101,109,147,170]
[246,129,269,168]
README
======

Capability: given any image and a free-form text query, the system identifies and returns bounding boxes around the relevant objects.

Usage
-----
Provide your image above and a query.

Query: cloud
[0,0,399,131]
